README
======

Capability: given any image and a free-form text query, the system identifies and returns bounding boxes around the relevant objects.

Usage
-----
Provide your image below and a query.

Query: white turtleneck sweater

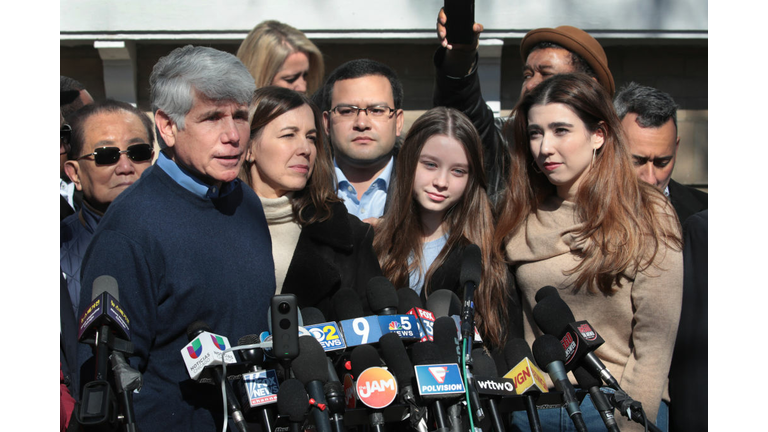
[258,195,302,293]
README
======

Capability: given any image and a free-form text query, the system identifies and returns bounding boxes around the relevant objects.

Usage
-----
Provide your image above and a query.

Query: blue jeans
[510,388,669,431]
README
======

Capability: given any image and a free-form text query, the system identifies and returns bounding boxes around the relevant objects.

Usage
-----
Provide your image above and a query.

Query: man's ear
[64,161,82,191]
[394,108,405,137]
[155,109,177,148]
[322,111,331,136]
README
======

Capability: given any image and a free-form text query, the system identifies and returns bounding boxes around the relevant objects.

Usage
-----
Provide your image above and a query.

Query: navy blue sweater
[77,164,275,431]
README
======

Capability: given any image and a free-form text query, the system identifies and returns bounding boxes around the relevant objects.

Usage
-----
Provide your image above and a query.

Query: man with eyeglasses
[614,82,707,224]
[76,46,275,432]
[61,99,155,319]
[318,59,404,222]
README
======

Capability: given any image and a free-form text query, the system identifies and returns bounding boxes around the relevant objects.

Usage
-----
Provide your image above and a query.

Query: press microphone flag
[180,331,237,381]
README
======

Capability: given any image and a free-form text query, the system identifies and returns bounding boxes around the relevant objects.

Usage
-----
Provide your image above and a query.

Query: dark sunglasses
[60,124,71,147]
[78,143,154,165]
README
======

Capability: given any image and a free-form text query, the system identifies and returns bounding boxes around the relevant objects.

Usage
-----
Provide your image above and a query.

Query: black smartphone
[271,294,299,361]
[444,0,476,45]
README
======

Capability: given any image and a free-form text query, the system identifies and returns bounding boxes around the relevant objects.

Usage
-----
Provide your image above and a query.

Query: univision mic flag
[180,331,237,380]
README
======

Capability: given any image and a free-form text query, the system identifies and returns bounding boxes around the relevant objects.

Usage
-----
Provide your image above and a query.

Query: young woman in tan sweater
[494,73,683,432]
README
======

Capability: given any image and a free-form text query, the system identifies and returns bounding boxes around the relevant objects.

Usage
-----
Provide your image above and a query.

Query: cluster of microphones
[76,245,662,432]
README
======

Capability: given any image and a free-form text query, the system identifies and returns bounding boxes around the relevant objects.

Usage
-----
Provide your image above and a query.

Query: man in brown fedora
[432,10,614,207]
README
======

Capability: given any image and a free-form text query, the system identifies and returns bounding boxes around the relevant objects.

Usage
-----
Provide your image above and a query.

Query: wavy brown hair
[374,107,510,347]
[240,86,340,226]
[495,74,682,294]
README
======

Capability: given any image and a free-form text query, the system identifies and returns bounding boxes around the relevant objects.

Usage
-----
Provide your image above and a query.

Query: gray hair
[150,45,256,148]
[613,82,678,130]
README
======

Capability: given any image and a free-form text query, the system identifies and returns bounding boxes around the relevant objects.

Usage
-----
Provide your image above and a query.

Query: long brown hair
[240,86,340,225]
[374,107,510,347]
[495,73,682,294]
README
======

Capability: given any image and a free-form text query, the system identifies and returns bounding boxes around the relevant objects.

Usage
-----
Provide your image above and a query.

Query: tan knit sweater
[259,195,302,294]
[505,195,682,431]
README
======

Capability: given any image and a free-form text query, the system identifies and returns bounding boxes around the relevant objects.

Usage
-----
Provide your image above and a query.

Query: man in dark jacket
[60,100,155,318]
[614,82,707,223]
[434,9,615,207]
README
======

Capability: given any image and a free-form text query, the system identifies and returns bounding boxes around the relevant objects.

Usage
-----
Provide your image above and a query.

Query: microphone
[235,334,277,432]
[426,289,462,319]
[503,339,546,432]
[397,286,423,314]
[350,344,396,432]
[292,335,332,432]
[470,348,508,432]
[534,285,560,303]
[572,366,620,432]
[77,275,135,431]
[399,288,436,342]
[459,244,481,342]
[299,306,347,432]
[301,307,328,326]
[378,333,428,431]
[184,321,248,432]
[532,290,617,388]
[333,288,365,321]
[533,288,659,431]
[367,276,399,315]
[532,334,587,432]
[431,317,471,432]
[410,341,453,432]
[277,378,310,432]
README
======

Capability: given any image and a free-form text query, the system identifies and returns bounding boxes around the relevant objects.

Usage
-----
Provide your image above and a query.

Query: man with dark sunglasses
[60,99,155,319]
[75,46,275,432]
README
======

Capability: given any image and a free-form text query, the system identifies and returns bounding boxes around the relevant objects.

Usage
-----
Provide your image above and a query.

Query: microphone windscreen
[410,341,442,366]
[237,334,264,366]
[293,336,329,384]
[426,290,462,318]
[92,275,119,301]
[471,348,499,376]
[503,338,534,368]
[433,316,460,364]
[379,333,415,385]
[490,347,508,375]
[534,285,560,303]
[186,320,212,341]
[277,378,309,422]
[397,287,423,314]
[366,276,398,314]
[532,295,575,336]
[459,244,482,287]
[532,334,566,367]
[301,307,326,325]
[350,344,382,378]
[332,288,364,320]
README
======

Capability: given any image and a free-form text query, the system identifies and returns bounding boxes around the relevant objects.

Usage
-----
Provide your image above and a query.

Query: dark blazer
[668,210,707,432]
[281,201,383,321]
[668,179,707,224]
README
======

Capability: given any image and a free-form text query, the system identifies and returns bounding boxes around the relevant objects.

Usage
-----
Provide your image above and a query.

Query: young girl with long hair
[374,106,519,348]
[495,73,683,431]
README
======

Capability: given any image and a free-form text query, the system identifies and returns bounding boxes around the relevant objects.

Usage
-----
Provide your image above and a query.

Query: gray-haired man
[77,46,275,431]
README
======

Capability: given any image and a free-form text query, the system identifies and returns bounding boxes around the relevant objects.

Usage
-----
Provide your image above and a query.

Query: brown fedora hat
[521,26,615,96]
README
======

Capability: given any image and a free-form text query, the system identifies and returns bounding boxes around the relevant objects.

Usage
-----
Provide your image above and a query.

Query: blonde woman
[237,20,324,95]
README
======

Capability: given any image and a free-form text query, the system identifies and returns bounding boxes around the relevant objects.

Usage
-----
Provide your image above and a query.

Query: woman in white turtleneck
[240,86,382,318]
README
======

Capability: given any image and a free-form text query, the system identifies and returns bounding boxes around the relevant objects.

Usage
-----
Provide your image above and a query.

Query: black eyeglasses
[78,143,154,165]
[330,105,396,119]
